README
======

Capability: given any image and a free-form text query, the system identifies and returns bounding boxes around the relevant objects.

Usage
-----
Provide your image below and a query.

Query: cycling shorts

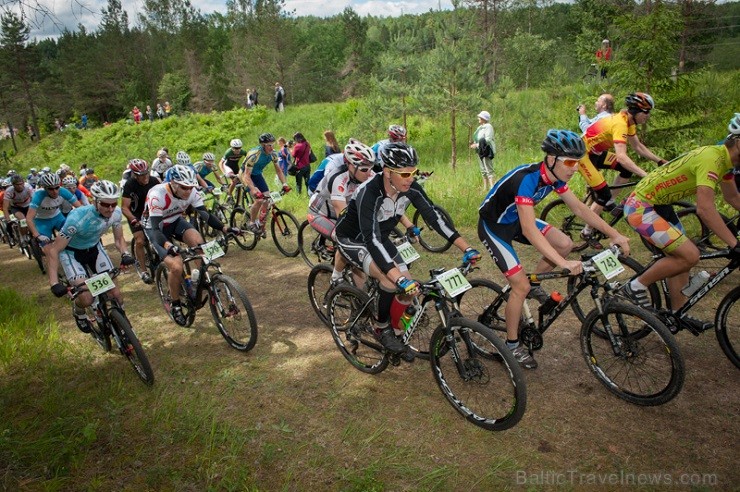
[10,206,29,217]
[623,193,687,254]
[478,218,553,278]
[59,242,113,282]
[145,216,195,260]
[250,174,269,193]
[223,161,239,177]
[335,235,409,277]
[578,151,633,190]
[34,214,66,238]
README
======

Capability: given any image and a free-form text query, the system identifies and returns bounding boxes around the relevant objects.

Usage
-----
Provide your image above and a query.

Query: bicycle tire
[271,210,300,257]
[568,255,662,325]
[154,263,196,327]
[297,220,333,268]
[581,301,684,406]
[307,263,333,327]
[30,238,46,274]
[412,205,454,253]
[110,308,154,385]
[539,199,588,252]
[229,206,258,250]
[88,309,112,352]
[429,318,526,431]
[456,278,507,335]
[715,286,739,369]
[209,274,258,352]
[327,284,389,374]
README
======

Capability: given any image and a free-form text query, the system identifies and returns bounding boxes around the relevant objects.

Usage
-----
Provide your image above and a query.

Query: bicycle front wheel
[539,199,588,252]
[456,278,507,336]
[716,286,739,369]
[209,274,258,352]
[412,205,454,253]
[229,206,258,250]
[30,239,46,274]
[271,210,300,257]
[298,220,320,267]
[429,318,526,431]
[110,308,154,385]
[328,284,389,374]
[581,301,684,406]
[307,263,333,327]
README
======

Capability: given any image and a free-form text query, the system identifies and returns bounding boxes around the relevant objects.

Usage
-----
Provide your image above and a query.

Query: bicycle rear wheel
[271,210,300,257]
[429,318,526,431]
[209,274,258,352]
[327,284,389,374]
[581,301,684,406]
[412,205,454,253]
[229,206,258,250]
[307,263,333,327]
[715,286,739,369]
[110,308,154,385]
[539,199,588,252]
[298,220,333,268]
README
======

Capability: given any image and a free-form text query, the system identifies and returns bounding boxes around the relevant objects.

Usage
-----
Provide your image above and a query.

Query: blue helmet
[541,129,586,158]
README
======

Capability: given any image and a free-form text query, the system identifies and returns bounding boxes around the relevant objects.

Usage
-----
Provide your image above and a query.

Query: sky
[20,0,456,39]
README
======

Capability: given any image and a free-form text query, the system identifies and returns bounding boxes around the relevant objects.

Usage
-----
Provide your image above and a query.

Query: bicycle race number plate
[19,219,27,228]
[436,268,472,297]
[85,272,115,296]
[203,240,225,260]
[269,191,282,203]
[397,240,421,264]
[592,249,625,280]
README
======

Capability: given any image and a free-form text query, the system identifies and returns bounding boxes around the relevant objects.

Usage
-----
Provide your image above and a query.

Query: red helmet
[388,124,407,141]
[128,158,149,175]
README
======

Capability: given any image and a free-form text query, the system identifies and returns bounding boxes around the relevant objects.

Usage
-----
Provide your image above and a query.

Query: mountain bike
[154,241,258,352]
[456,248,685,406]
[539,182,697,252]
[297,219,336,268]
[29,236,46,274]
[0,216,11,246]
[197,188,230,241]
[65,267,154,385]
[326,262,527,431]
[407,172,455,253]
[131,228,161,283]
[229,190,300,257]
[7,218,32,259]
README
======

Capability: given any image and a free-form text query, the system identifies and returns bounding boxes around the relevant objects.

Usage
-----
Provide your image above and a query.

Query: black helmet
[541,129,586,158]
[380,142,418,169]
[258,133,276,144]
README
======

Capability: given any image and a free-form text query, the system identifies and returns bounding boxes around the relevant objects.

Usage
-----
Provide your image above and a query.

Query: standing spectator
[27,125,37,141]
[146,105,154,122]
[577,93,614,133]
[274,82,285,112]
[246,89,254,109]
[156,103,165,119]
[277,137,292,177]
[54,118,62,132]
[132,106,142,124]
[81,113,88,130]
[252,89,259,106]
[469,110,496,189]
[291,132,312,195]
[596,39,612,79]
[323,130,341,158]
[164,101,172,117]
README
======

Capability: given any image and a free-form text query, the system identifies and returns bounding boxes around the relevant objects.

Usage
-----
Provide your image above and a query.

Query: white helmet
[168,165,198,187]
[62,176,78,190]
[202,152,215,161]
[39,173,61,189]
[90,180,120,200]
[175,150,191,166]
[230,138,243,148]
[344,140,375,167]
[728,113,740,139]
[42,166,51,173]
[157,149,168,158]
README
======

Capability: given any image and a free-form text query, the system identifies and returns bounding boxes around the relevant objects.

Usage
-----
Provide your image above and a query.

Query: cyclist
[194,152,225,191]
[478,129,630,369]
[307,148,345,194]
[371,124,407,172]
[308,139,376,261]
[61,175,90,215]
[2,174,34,243]
[121,159,161,284]
[47,181,135,333]
[622,113,740,330]
[239,133,291,234]
[578,92,668,242]
[143,165,240,325]
[79,168,99,189]
[334,142,481,362]
[218,138,247,203]
[164,151,210,190]
[26,173,81,252]
[151,149,173,180]
[26,168,40,188]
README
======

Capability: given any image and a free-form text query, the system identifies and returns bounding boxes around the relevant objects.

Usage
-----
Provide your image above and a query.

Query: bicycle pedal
[389,353,401,366]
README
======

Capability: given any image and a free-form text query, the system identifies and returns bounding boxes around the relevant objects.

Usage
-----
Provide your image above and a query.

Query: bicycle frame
[180,248,224,310]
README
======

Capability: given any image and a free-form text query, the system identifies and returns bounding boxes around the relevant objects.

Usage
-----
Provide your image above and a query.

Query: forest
[0,0,738,140]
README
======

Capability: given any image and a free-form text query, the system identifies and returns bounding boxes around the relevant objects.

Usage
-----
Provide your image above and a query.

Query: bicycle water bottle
[398,305,417,332]
[184,274,194,299]
[539,291,563,316]
[191,269,200,285]
[681,270,710,297]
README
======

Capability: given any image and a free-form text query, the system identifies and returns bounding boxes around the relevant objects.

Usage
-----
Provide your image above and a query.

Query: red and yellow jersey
[635,145,734,205]
[583,110,636,154]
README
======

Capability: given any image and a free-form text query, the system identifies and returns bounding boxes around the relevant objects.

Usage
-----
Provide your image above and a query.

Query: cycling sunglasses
[556,157,581,168]
[45,186,60,191]
[355,165,373,173]
[387,168,420,179]
[98,201,117,209]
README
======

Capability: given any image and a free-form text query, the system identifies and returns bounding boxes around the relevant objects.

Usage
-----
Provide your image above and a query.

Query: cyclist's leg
[249,174,269,224]
[591,152,636,216]
[182,223,205,271]
[92,242,122,305]
[528,220,573,273]
[59,248,94,309]
[131,224,147,270]
[12,207,29,234]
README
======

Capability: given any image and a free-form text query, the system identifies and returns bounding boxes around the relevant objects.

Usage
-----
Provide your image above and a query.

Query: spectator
[277,137,292,177]
[275,82,285,112]
[596,39,612,79]
[81,113,88,130]
[578,93,615,133]
[252,89,259,106]
[132,106,142,124]
[246,89,254,109]
[164,101,172,117]
[291,132,312,195]
[323,130,341,158]
[469,110,496,189]
[146,105,154,122]
[156,104,165,119]
[27,125,37,141]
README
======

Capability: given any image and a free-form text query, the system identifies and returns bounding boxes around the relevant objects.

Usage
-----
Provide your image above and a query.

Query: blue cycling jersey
[29,187,77,219]
[242,146,278,175]
[59,204,122,249]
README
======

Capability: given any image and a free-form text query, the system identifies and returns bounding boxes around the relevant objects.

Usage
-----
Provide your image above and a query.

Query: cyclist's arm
[197,175,208,189]
[239,167,256,194]
[719,178,740,212]
[194,205,226,232]
[399,215,413,229]
[408,184,460,243]
[121,197,137,223]
[697,185,738,247]
[3,199,11,219]
[627,135,664,166]
[519,204,570,269]
[614,141,648,178]
[561,189,630,255]
[330,199,347,217]
[112,223,127,256]
[46,234,70,286]
[26,207,39,237]
[147,216,170,249]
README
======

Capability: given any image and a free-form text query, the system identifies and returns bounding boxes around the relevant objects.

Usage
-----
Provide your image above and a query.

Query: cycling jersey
[144,182,204,227]
[335,174,459,275]
[122,175,161,220]
[242,146,278,175]
[151,157,173,177]
[222,148,247,174]
[59,204,123,250]
[479,162,568,225]
[29,187,77,219]
[193,161,215,179]
[308,154,344,193]
[3,183,34,208]
[578,111,637,190]
[61,189,89,215]
[26,173,40,187]
[309,164,372,219]
[634,145,734,204]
